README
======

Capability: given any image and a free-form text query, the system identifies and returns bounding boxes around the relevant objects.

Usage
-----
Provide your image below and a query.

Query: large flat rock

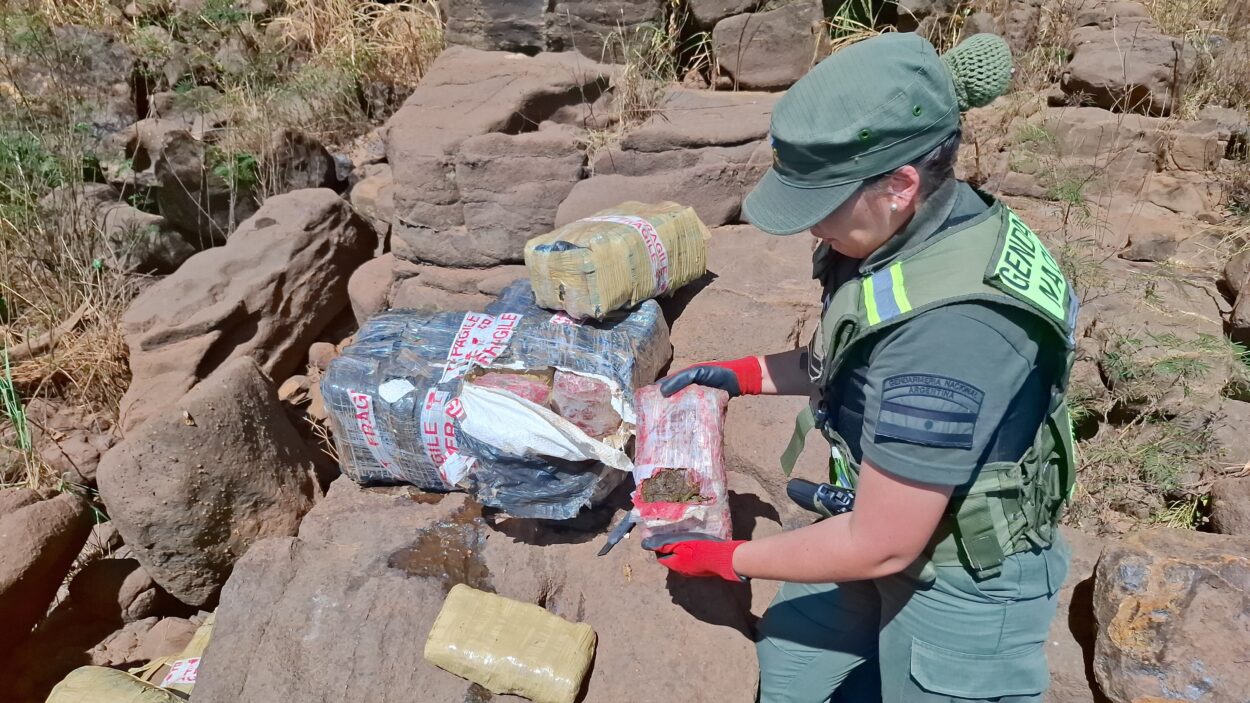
[194,477,775,702]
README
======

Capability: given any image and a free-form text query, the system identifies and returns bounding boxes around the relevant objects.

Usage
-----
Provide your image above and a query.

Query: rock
[0,492,94,657]
[88,616,159,667]
[2,26,136,147]
[452,129,586,265]
[40,429,116,487]
[154,130,260,246]
[42,183,199,275]
[98,202,197,274]
[385,47,611,266]
[120,117,214,172]
[76,522,127,567]
[444,0,547,53]
[307,342,339,372]
[389,272,495,314]
[277,375,311,404]
[690,0,758,28]
[712,1,827,90]
[547,0,665,59]
[348,165,394,247]
[1093,529,1250,703]
[558,142,770,227]
[193,477,766,702]
[621,88,778,152]
[665,225,827,522]
[98,357,320,607]
[135,617,198,662]
[1220,250,1250,303]
[264,128,344,194]
[1044,527,1106,703]
[1084,258,1231,419]
[1142,173,1215,215]
[1210,477,1250,535]
[894,0,962,30]
[0,600,118,702]
[68,558,174,624]
[442,0,662,57]
[476,265,530,296]
[1072,0,1155,29]
[347,254,395,326]
[119,189,376,432]
[1063,25,1188,116]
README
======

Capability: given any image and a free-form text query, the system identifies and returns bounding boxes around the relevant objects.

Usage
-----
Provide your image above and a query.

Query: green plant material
[208,148,260,193]
[0,349,31,455]
[1153,493,1210,529]
[198,0,250,27]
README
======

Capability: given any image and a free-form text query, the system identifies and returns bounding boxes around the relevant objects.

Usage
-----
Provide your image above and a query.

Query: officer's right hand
[658,356,764,398]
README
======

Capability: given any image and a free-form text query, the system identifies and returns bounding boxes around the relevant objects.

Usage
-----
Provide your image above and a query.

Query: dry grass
[1,0,443,487]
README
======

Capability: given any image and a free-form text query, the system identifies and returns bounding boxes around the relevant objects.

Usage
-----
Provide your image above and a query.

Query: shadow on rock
[664,570,757,639]
[488,479,634,547]
[729,489,782,540]
[659,270,719,331]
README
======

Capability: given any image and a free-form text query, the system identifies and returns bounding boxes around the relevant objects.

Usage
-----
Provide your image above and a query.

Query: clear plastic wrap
[322,283,673,519]
[424,584,596,703]
[631,384,732,540]
[523,201,710,320]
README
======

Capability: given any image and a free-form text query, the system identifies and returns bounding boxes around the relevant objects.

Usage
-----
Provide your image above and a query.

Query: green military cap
[743,32,1013,235]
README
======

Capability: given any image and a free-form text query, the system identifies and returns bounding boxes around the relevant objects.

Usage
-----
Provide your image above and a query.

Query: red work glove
[658,356,764,398]
[652,538,748,582]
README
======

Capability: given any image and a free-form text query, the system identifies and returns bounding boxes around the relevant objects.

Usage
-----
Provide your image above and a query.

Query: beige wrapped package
[424,584,597,703]
[45,667,184,703]
[524,201,710,319]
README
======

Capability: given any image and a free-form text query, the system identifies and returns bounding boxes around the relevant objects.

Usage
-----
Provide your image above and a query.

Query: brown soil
[640,468,705,503]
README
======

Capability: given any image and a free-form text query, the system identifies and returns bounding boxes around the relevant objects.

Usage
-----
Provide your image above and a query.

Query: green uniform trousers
[756,534,1070,703]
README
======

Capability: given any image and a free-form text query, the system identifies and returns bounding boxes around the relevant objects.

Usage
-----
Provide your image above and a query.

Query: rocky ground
[3,0,1250,701]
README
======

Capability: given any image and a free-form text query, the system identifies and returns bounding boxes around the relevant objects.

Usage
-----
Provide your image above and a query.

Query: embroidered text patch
[875,374,984,449]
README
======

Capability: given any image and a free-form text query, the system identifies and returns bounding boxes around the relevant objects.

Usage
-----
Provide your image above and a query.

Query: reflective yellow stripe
[862,276,881,325]
[890,262,912,313]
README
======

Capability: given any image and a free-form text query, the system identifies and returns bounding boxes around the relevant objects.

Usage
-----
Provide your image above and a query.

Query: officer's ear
[883,165,923,212]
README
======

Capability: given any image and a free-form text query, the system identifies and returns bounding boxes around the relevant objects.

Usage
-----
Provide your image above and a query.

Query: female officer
[655,32,1078,703]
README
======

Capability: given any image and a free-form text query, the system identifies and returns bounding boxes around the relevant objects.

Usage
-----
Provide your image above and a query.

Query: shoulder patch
[875,374,983,449]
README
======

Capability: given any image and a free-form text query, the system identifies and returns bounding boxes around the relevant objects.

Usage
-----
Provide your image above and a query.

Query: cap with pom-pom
[744,32,1010,236]
[942,33,1013,111]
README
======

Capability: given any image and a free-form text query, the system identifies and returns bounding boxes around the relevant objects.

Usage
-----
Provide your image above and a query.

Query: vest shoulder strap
[851,203,1078,349]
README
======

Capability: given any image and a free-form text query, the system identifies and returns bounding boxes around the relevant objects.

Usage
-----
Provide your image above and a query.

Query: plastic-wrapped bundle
[631,384,732,540]
[524,201,710,320]
[487,280,672,399]
[322,290,673,519]
[425,584,596,703]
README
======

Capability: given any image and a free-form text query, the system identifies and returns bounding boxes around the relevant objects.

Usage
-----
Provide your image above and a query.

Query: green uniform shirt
[819,181,1063,487]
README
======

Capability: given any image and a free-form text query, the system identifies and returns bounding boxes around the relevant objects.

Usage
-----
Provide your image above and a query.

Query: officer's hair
[864,130,962,202]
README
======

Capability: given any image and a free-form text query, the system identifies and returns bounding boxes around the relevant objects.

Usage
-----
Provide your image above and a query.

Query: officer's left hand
[642,533,748,582]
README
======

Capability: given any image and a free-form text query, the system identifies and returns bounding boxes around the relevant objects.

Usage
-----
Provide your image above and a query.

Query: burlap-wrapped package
[45,667,184,703]
[524,201,710,319]
[424,584,597,703]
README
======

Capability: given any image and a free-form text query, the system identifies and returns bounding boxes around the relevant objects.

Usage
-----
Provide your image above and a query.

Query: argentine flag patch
[875,374,983,449]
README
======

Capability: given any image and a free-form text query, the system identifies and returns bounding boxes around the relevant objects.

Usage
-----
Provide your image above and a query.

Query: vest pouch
[909,638,1049,699]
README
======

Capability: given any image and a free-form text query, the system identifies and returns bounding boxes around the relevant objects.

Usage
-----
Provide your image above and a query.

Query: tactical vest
[781,200,1079,579]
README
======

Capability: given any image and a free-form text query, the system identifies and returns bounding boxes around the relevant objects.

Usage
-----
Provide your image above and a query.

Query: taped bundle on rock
[524,201,710,320]
[45,667,184,703]
[631,384,732,541]
[425,584,596,703]
[321,282,672,519]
